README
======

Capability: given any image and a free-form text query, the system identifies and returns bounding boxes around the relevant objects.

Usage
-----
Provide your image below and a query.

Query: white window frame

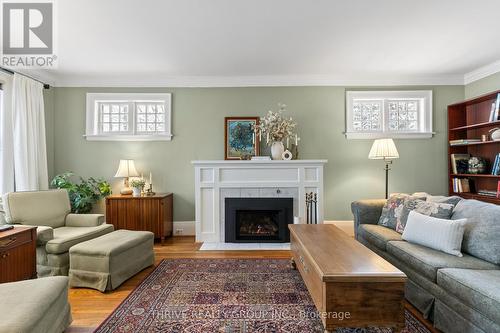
[345,90,433,139]
[85,93,173,141]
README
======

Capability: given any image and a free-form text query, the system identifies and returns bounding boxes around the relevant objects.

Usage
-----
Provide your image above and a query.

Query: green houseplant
[51,172,112,213]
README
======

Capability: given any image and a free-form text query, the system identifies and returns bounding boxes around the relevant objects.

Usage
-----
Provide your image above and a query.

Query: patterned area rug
[95,259,430,333]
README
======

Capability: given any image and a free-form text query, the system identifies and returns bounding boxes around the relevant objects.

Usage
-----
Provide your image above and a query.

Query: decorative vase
[132,187,142,197]
[271,141,285,160]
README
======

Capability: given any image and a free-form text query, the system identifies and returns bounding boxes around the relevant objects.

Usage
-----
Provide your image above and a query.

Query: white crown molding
[464,59,500,85]
[49,73,465,88]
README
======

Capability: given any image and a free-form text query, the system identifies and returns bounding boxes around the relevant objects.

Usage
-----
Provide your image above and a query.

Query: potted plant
[254,103,298,160]
[129,178,146,197]
[51,172,112,213]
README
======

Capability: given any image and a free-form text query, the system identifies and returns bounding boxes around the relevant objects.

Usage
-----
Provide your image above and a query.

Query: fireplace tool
[305,192,318,224]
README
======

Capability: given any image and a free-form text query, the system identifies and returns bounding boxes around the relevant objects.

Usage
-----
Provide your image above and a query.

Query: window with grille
[85,93,172,141]
[345,90,433,139]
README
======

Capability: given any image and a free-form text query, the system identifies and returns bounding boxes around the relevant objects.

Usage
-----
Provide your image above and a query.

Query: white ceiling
[38,0,500,86]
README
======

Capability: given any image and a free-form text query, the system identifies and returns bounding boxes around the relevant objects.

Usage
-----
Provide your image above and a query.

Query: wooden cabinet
[0,226,37,283]
[106,193,173,243]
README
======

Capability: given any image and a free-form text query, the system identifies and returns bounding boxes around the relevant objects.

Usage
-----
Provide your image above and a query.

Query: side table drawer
[291,234,324,311]
[0,230,32,251]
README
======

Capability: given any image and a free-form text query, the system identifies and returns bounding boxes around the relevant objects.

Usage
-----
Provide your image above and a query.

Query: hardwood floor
[67,236,291,332]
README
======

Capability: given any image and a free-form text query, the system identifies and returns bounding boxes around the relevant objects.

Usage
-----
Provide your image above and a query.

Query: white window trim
[345,90,434,139]
[85,93,173,141]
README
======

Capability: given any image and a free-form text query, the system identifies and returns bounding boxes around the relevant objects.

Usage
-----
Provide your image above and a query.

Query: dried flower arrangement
[254,103,299,147]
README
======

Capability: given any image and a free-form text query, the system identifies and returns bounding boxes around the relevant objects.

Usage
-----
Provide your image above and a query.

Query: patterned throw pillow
[396,199,455,234]
[378,194,426,230]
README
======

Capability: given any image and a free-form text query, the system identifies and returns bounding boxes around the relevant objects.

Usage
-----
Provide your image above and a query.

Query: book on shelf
[450,153,470,174]
[492,154,500,176]
[494,93,500,122]
[452,178,470,193]
[449,139,481,146]
[477,189,498,197]
[489,101,498,122]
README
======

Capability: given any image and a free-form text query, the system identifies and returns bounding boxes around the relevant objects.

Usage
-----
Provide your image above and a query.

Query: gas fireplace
[225,198,293,243]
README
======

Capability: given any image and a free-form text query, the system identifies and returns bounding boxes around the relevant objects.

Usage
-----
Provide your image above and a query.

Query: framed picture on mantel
[224,117,260,160]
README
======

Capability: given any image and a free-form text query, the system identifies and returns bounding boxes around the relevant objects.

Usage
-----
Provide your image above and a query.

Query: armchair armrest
[12,225,54,245]
[351,199,386,240]
[65,214,105,227]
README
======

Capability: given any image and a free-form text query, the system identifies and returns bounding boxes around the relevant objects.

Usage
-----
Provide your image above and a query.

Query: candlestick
[295,134,298,145]
[266,132,269,144]
[259,131,261,141]
[286,137,289,149]
[149,172,152,185]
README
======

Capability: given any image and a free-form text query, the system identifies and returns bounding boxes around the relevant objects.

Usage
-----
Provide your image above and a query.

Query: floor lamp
[369,138,399,199]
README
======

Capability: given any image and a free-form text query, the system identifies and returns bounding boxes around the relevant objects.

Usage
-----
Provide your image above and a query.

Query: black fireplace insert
[225,197,293,243]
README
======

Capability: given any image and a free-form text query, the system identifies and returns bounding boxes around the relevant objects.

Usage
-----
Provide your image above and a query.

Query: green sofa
[352,198,500,333]
[2,189,114,276]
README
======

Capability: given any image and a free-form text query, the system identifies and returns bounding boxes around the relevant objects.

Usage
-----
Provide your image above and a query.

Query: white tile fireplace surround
[192,160,327,246]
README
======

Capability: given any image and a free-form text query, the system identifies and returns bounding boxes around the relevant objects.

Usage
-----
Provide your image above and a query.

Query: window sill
[345,132,434,140]
[84,134,173,141]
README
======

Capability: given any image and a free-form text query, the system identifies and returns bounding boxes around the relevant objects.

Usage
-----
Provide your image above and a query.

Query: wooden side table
[0,226,37,283]
[105,193,173,243]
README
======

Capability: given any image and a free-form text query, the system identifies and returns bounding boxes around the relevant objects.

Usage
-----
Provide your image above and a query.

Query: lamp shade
[114,159,140,178]
[368,138,399,160]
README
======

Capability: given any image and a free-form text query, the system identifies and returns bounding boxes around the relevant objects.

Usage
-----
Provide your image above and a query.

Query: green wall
[46,85,463,221]
[465,72,500,99]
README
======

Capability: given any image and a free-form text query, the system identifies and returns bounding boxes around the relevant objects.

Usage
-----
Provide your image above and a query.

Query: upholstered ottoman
[68,230,154,292]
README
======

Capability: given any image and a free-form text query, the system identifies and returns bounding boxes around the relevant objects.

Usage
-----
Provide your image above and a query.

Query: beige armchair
[2,189,114,276]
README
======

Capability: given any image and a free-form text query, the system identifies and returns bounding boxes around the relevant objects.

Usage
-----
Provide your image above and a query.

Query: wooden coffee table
[289,224,407,332]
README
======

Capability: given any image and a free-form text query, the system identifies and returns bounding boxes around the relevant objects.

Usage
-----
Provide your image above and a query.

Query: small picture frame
[224,117,260,160]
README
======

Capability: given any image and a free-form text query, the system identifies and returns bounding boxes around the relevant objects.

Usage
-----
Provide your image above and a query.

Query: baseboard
[173,221,195,236]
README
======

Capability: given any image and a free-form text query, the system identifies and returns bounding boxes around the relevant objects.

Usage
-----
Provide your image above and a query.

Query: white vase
[132,187,142,197]
[271,141,285,160]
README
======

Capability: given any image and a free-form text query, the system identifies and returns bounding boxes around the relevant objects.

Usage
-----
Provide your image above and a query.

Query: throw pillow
[396,199,455,233]
[402,211,467,257]
[378,194,426,230]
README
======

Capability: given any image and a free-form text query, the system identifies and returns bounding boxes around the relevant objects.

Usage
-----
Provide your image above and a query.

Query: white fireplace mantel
[192,160,327,243]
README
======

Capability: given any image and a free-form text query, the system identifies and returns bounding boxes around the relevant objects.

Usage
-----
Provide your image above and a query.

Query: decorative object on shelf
[290,143,299,160]
[130,178,146,197]
[51,172,112,213]
[468,157,487,174]
[489,128,500,141]
[114,159,140,195]
[253,103,299,160]
[239,154,252,160]
[450,154,470,174]
[224,117,260,160]
[305,192,317,224]
[271,141,285,160]
[282,149,293,160]
[368,138,400,199]
[251,156,271,161]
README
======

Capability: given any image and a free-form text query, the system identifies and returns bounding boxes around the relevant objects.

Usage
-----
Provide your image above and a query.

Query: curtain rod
[0,67,50,89]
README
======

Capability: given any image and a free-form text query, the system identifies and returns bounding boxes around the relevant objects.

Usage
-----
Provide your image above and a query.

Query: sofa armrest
[65,214,105,227]
[351,199,386,240]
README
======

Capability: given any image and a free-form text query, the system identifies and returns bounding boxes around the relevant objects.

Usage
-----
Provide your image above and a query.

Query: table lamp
[368,138,399,199]
[114,159,139,195]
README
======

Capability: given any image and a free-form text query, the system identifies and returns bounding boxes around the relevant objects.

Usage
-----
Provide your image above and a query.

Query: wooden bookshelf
[448,89,500,204]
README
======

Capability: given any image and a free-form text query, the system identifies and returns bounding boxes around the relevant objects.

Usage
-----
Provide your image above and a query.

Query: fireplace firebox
[225,198,293,243]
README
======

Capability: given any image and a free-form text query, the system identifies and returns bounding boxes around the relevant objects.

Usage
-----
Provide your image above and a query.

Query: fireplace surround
[225,198,293,243]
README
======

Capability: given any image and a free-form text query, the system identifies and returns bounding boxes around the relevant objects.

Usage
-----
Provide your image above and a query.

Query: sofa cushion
[378,193,426,230]
[437,269,500,324]
[451,199,500,265]
[2,190,71,228]
[386,241,498,282]
[0,276,72,333]
[358,224,402,251]
[396,199,455,233]
[46,224,114,254]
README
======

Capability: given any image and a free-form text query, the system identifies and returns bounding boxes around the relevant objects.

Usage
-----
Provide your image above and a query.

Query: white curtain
[12,74,48,191]
[0,73,14,194]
